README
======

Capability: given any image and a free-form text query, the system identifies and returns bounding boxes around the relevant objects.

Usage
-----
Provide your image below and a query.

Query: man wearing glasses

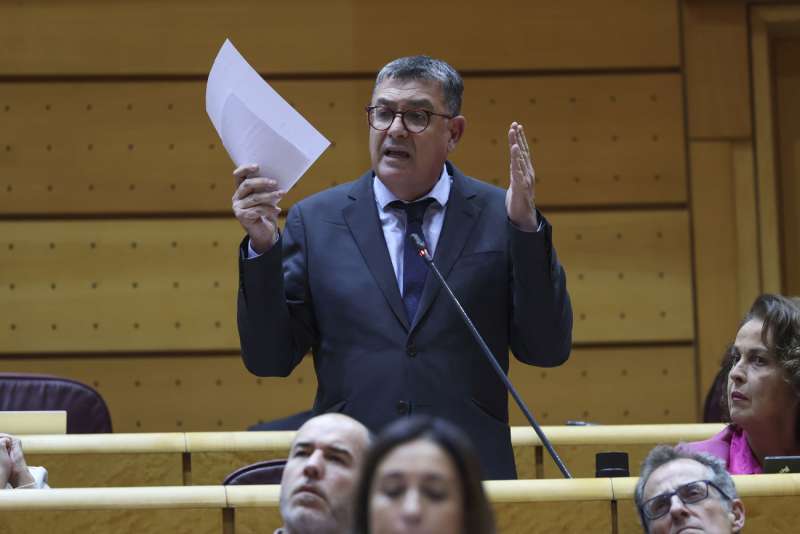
[232,55,572,480]
[635,445,745,533]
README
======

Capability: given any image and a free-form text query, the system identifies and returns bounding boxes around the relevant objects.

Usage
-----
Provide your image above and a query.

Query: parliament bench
[19,423,725,487]
[0,475,797,534]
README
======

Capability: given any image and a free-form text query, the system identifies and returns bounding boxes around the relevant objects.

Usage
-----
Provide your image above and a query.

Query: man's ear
[447,115,466,152]
[729,499,745,532]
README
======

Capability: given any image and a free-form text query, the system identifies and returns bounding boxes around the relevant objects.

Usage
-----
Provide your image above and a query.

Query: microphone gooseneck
[409,232,572,479]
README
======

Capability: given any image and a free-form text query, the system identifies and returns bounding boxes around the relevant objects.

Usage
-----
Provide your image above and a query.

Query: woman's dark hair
[718,294,800,436]
[352,416,496,534]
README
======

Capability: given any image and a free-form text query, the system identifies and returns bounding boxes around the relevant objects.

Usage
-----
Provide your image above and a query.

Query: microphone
[410,233,572,479]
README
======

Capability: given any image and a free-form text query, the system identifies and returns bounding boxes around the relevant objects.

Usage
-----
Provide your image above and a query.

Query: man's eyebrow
[375,97,436,110]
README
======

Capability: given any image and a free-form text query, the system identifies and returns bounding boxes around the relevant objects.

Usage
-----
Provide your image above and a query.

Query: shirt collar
[373,164,450,210]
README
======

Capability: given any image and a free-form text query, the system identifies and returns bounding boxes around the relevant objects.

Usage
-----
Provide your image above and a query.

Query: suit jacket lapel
[343,171,410,331]
[412,164,481,330]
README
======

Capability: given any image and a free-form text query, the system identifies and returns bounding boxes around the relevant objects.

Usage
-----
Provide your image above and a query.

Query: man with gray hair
[276,413,371,534]
[233,55,572,479]
[635,445,745,533]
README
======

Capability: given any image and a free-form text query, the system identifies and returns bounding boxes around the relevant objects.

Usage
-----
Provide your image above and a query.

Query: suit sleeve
[508,212,573,367]
[237,205,318,377]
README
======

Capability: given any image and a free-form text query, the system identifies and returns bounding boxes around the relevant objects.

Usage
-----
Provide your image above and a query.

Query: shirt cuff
[246,240,263,259]
[510,217,544,233]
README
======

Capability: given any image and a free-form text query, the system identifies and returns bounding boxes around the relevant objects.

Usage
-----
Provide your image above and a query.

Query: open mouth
[384,148,410,159]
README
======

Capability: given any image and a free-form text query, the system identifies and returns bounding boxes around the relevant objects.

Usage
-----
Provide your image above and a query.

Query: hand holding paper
[206,39,330,251]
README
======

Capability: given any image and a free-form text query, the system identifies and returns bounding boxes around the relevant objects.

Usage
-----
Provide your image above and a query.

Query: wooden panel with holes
[550,210,694,342]
[509,346,697,431]
[0,219,243,352]
[459,74,686,205]
[0,74,685,214]
[0,355,317,432]
[0,79,371,214]
[0,0,679,75]
[0,210,691,352]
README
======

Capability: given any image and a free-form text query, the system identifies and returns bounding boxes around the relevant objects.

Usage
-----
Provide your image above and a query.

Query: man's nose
[667,494,690,519]
[386,113,409,137]
[302,449,325,479]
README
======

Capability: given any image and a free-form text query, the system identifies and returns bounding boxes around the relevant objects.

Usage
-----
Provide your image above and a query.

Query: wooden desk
[1,475,798,534]
[0,411,66,435]
[21,423,726,487]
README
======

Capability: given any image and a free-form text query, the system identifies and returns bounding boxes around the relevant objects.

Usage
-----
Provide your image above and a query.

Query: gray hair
[634,445,738,533]
[374,55,464,116]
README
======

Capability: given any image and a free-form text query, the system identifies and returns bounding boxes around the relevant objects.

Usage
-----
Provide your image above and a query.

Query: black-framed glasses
[365,105,453,134]
[640,480,732,521]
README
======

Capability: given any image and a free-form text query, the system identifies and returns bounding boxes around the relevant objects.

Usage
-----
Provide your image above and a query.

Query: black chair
[0,373,112,433]
[223,459,287,485]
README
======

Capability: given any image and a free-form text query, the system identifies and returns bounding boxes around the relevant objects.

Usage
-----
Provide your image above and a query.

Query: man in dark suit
[232,56,572,479]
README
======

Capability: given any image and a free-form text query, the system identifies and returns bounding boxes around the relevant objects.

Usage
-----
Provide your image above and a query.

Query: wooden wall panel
[683,0,752,139]
[0,356,317,432]
[1,219,242,352]
[0,210,692,353]
[751,7,784,294]
[0,1,679,75]
[459,74,686,206]
[690,141,760,399]
[0,79,370,215]
[552,210,694,343]
[509,346,696,429]
[0,74,686,215]
[774,38,800,296]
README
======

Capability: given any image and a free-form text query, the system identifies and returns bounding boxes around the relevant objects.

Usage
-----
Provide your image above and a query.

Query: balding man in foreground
[276,413,370,534]
[635,445,745,534]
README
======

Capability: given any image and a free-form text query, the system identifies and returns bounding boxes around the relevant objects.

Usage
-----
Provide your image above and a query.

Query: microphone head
[409,233,426,251]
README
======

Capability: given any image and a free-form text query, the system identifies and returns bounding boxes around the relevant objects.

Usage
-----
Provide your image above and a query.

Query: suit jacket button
[406,343,417,357]
[396,400,409,415]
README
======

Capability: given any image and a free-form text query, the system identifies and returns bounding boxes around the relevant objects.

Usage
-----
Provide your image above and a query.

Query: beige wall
[0,0,794,432]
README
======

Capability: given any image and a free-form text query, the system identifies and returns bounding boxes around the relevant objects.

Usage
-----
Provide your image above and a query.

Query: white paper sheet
[206,39,330,191]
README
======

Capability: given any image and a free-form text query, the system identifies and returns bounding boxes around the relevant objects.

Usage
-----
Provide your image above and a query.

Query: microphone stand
[410,233,572,479]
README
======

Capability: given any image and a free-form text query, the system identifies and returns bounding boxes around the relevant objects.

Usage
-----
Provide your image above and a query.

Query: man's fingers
[237,205,281,224]
[233,178,281,201]
[517,124,531,156]
[234,190,285,209]
[233,164,259,179]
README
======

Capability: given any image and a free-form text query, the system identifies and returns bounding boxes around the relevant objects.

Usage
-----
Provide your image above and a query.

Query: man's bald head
[279,414,370,534]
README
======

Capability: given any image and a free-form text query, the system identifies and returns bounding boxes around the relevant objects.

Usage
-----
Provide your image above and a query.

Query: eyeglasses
[365,105,453,134]
[640,480,731,521]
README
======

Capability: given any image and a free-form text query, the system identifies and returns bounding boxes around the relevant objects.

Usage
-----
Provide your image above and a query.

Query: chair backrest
[223,459,287,485]
[0,373,112,433]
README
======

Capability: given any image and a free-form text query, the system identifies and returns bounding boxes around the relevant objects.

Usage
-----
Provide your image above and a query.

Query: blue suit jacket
[238,162,572,479]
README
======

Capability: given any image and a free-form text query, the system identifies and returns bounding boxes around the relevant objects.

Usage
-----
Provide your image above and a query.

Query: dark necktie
[390,198,435,323]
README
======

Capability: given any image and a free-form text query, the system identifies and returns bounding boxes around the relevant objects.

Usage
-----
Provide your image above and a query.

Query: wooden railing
[0,475,797,534]
[21,424,726,486]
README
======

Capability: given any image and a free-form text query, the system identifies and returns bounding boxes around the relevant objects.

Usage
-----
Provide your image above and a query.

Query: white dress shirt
[373,165,450,295]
